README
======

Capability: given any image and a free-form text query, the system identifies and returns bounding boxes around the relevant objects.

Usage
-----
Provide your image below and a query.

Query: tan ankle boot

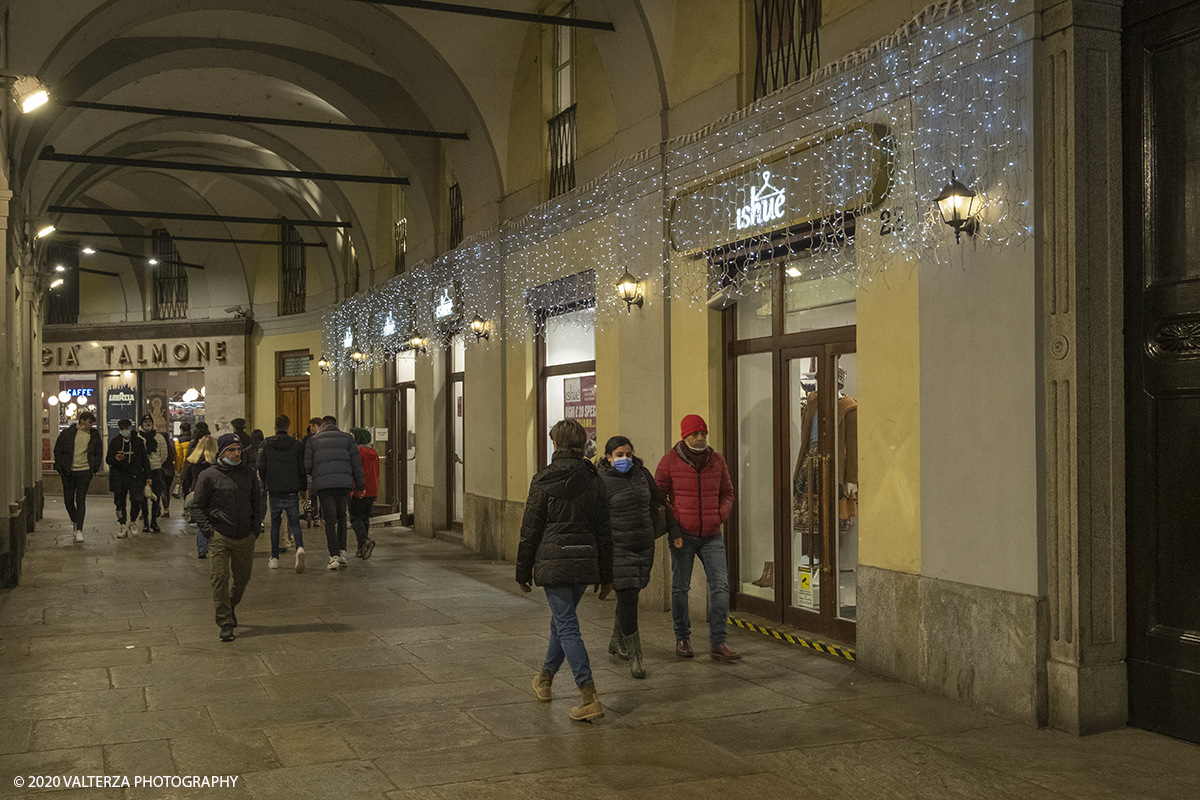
[532,668,554,701]
[569,679,604,721]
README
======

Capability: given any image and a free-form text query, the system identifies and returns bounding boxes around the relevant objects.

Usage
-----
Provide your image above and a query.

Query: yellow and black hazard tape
[727,616,856,662]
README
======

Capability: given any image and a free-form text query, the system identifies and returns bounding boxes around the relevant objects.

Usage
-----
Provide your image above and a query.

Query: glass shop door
[783,344,858,642]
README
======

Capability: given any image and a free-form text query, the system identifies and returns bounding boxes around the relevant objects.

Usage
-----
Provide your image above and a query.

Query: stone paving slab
[0,498,1197,799]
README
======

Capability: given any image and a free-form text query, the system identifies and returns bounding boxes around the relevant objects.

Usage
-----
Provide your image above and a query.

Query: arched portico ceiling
[7,0,671,266]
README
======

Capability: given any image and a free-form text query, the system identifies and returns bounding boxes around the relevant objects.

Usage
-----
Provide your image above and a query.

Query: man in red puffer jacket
[655,414,740,663]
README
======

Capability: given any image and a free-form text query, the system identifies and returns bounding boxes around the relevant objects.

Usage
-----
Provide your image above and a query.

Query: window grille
[151,229,188,320]
[549,104,577,198]
[753,0,821,100]
[45,243,79,325]
[279,220,306,316]
[449,183,464,248]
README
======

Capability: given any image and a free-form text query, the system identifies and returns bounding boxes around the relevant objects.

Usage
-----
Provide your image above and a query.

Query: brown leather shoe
[675,639,694,658]
[710,643,742,662]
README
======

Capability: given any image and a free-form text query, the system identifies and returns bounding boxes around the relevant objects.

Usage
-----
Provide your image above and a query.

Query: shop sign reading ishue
[42,340,230,370]
[669,123,895,255]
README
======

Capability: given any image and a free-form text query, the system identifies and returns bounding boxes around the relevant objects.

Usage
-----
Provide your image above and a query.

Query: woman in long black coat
[596,435,664,679]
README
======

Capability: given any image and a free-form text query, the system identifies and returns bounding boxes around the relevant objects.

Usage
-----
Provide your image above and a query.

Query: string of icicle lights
[324,0,1031,376]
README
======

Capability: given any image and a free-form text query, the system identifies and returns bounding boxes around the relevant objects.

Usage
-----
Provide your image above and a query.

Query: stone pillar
[1038,0,1127,734]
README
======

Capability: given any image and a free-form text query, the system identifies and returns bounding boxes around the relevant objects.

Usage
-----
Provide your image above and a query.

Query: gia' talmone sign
[42,340,230,370]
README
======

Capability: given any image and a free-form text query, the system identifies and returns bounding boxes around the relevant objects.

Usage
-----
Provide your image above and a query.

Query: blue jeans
[543,585,592,687]
[269,494,304,558]
[670,532,730,647]
[196,525,209,556]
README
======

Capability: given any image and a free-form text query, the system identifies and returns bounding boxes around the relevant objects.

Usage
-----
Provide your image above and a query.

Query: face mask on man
[141,424,154,433]
[220,456,236,466]
[120,429,131,439]
[612,456,633,474]
[686,442,707,452]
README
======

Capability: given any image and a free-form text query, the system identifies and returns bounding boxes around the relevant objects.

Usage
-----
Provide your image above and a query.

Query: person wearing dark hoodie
[517,419,613,722]
[655,413,740,663]
[53,410,103,542]
[350,427,380,560]
[193,433,265,642]
[304,415,365,570]
[185,422,219,558]
[257,415,306,573]
[597,435,666,679]
[106,418,151,539]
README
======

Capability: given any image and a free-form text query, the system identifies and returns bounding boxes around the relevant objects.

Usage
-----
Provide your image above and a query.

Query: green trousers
[210,531,257,626]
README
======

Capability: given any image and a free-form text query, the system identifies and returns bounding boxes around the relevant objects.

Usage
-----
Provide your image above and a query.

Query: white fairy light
[323,0,1029,375]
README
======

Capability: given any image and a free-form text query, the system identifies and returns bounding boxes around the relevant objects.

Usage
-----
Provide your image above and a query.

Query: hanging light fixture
[404,332,429,355]
[934,171,983,243]
[468,315,490,341]
[615,270,644,310]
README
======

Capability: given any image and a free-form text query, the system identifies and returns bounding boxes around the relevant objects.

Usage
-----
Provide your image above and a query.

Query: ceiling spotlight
[35,224,55,239]
[8,75,50,113]
[81,247,95,255]
[50,278,64,288]
[148,258,159,266]
[54,265,65,272]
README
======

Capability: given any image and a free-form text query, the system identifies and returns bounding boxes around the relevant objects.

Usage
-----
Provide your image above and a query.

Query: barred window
[548,105,577,199]
[45,243,79,326]
[151,229,188,320]
[753,0,821,100]
[449,183,464,248]
[279,219,306,316]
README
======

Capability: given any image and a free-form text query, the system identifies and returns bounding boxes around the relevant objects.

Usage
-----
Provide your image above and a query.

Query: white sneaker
[116,523,128,539]
[294,547,305,574]
[337,550,348,566]
[73,529,84,543]
[268,557,279,569]
[327,556,340,570]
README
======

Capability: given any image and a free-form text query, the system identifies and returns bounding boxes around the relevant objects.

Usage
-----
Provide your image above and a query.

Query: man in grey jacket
[304,415,364,571]
[193,433,265,641]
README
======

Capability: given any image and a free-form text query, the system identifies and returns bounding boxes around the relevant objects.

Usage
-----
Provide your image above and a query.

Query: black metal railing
[549,104,577,198]
[449,183,464,248]
[280,220,306,316]
[754,0,820,100]
[152,229,188,320]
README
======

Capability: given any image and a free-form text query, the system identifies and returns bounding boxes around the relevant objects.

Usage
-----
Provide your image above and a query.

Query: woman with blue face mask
[596,435,666,678]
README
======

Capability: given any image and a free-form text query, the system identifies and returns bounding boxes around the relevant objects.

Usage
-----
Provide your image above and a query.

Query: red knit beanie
[680,414,708,439]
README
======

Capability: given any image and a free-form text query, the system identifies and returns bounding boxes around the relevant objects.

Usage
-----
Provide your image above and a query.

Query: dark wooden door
[1125,0,1200,744]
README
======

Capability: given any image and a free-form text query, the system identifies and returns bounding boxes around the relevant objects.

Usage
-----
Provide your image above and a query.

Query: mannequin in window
[792,366,858,564]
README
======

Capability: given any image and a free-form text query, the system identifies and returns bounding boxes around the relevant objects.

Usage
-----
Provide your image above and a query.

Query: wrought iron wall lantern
[935,171,982,242]
[616,270,644,310]
[468,315,490,341]
[402,332,429,355]
[316,356,332,374]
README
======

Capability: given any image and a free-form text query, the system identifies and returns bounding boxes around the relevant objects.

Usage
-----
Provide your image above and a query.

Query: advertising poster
[144,387,169,433]
[563,374,597,453]
[105,384,138,442]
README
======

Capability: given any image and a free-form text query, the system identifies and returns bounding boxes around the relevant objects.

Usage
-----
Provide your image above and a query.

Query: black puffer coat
[597,455,662,591]
[517,452,613,588]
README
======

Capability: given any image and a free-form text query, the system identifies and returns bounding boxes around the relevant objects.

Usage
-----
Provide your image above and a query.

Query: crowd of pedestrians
[54,408,739,681]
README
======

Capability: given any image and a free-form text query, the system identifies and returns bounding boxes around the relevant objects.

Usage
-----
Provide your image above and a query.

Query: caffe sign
[42,339,231,370]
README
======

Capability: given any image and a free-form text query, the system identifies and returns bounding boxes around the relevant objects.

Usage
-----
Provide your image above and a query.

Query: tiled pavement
[1,498,1197,799]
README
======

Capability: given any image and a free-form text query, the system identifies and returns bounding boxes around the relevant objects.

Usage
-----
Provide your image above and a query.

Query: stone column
[1038,0,1127,734]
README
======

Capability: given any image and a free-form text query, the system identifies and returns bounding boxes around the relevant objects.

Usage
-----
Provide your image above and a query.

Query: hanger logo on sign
[736,170,786,231]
